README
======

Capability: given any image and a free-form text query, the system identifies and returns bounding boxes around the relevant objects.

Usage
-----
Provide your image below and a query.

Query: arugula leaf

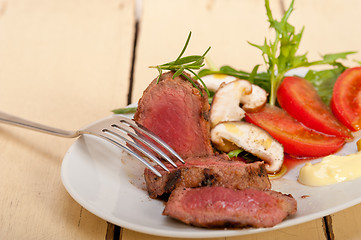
[227,149,244,158]
[321,52,356,65]
[198,66,271,91]
[112,107,137,114]
[304,66,345,105]
[249,0,357,105]
[199,0,356,106]
[227,149,262,163]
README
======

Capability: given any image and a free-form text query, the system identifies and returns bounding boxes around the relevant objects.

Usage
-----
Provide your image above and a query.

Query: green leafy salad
[113,0,357,114]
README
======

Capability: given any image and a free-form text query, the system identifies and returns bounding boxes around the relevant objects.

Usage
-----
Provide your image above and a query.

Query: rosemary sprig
[149,32,211,97]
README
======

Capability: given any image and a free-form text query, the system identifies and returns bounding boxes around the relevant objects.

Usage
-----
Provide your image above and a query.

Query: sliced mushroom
[201,75,268,112]
[200,74,237,92]
[241,84,268,112]
[210,80,268,127]
[210,80,252,127]
[211,121,284,173]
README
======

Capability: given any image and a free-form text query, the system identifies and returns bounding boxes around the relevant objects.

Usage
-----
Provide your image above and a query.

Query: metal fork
[0,111,184,177]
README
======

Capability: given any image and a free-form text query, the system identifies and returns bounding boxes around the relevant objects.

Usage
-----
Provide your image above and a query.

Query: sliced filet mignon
[144,155,271,199]
[163,186,297,228]
[134,71,213,159]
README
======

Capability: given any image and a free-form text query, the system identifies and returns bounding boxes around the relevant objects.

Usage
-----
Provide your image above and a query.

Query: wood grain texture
[122,219,325,240]
[330,204,361,240]
[0,0,135,239]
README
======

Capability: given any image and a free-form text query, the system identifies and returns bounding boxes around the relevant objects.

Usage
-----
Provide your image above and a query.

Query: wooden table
[1,0,360,239]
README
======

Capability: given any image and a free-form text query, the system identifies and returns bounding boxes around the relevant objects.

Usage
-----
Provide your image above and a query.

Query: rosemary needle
[149,32,211,97]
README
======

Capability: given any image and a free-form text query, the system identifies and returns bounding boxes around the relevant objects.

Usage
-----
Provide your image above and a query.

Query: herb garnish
[112,32,211,114]
[304,65,346,105]
[149,32,211,97]
[227,149,262,163]
[199,0,356,105]
[112,106,137,114]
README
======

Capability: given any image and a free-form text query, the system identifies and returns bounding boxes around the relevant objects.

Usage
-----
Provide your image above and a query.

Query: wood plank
[122,219,325,240]
[129,0,327,239]
[330,204,361,239]
[0,0,135,239]
[227,220,325,240]
[122,230,224,240]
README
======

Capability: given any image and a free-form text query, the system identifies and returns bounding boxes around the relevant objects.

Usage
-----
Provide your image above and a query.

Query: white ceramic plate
[61,110,361,238]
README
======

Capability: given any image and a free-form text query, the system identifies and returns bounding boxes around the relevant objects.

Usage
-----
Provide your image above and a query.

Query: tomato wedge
[277,76,352,140]
[245,105,345,157]
[331,67,361,131]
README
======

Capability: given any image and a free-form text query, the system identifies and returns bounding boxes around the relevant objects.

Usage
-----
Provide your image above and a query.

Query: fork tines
[100,115,184,177]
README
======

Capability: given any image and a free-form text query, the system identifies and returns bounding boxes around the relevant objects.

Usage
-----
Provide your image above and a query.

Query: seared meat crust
[144,155,271,199]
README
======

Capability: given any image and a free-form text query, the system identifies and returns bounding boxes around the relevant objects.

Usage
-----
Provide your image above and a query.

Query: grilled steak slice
[163,186,297,228]
[134,71,213,159]
[144,155,271,199]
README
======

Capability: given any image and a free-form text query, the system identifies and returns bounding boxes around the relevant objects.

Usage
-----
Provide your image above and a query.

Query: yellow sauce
[269,165,287,179]
[213,73,228,79]
[255,138,273,150]
[298,150,361,186]
[224,122,244,136]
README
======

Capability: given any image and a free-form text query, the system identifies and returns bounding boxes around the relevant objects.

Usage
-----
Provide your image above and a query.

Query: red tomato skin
[277,76,352,140]
[245,105,345,157]
[331,67,361,131]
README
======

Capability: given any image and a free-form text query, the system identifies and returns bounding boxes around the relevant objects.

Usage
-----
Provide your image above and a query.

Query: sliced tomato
[277,76,352,140]
[331,67,361,131]
[245,105,345,157]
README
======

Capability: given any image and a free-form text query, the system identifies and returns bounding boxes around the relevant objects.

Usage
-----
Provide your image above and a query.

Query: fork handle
[0,111,79,138]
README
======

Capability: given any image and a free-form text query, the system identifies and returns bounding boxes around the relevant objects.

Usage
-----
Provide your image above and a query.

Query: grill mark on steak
[202,110,210,122]
[164,169,181,193]
[201,168,218,186]
[163,186,297,228]
[134,71,213,159]
[144,155,271,199]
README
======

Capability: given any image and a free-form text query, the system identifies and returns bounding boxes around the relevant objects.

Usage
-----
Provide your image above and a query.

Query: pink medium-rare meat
[144,155,271,198]
[163,186,297,228]
[134,71,213,159]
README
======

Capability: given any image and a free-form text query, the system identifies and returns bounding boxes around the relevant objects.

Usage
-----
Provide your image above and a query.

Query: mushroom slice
[210,80,268,127]
[210,80,252,127]
[200,74,237,92]
[242,84,268,112]
[211,121,284,173]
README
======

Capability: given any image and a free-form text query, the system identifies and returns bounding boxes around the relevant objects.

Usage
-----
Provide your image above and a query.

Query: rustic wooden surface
[0,0,134,239]
[1,0,360,239]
